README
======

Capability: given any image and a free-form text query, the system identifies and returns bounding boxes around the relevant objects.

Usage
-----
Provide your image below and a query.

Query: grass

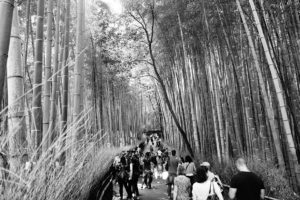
[0,107,134,200]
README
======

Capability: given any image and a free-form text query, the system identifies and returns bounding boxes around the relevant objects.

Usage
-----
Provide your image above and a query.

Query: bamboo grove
[1,0,300,198]
[123,0,300,191]
[0,0,152,187]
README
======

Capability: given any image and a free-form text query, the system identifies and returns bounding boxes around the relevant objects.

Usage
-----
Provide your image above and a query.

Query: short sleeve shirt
[168,156,180,174]
[185,162,196,176]
[230,171,265,200]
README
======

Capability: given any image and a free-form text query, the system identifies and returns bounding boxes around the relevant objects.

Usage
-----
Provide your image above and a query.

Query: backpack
[132,157,141,177]
[207,181,217,200]
[207,178,223,200]
[117,165,128,180]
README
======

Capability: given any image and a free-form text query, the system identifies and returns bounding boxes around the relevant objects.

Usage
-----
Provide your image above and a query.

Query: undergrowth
[0,110,133,200]
[209,156,299,200]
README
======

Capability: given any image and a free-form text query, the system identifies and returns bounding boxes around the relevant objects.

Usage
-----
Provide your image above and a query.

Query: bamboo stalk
[42,0,54,152]
[7,7,25,173]
[31,0,45,158]
[249,0,300,187]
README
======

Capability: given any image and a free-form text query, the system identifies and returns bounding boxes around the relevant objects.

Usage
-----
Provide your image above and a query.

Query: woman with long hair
[192,166,223,200]
[184,155,196,185]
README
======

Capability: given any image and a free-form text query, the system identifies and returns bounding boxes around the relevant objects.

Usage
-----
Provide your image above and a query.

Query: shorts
[166,173,176,185]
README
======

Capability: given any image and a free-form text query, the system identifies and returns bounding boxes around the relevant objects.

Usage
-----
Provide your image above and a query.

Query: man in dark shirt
[143,152,153,189]
[229,158,265,200]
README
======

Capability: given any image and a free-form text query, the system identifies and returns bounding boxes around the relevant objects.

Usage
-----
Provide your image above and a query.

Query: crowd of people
[113,134,265,200]
[113,134,167,200]
[168,154,264,200]
[168,152,264,200]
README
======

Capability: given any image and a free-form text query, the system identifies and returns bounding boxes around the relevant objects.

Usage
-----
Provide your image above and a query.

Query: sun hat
[200,162,210,167]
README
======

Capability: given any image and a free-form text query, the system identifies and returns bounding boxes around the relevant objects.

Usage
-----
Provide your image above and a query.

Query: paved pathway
[113,176,169,200]
[137,177,169,200]
[114,139,170,200]
[139,139,169,199]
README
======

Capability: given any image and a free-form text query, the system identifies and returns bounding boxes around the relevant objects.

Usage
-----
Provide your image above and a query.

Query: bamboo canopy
[0,0,299,199]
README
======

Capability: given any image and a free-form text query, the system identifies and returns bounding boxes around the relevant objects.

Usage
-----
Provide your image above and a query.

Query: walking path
[113,176,169,200]
[137,178,168,200]
[113,138,170,200]
[139,138,169,199]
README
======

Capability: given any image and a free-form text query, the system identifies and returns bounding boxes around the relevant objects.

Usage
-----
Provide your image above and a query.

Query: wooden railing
[89,142,146,200]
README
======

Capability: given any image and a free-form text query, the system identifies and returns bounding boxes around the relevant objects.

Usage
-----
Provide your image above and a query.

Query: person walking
[143,152,153,189]
[150,152,158,179]
[115,156,132,200]
[200,161,223,191]
[156,154,163,178]
[173,165,191,200]
[192,166,224,200]
[129,154,140,199]
[167,150,180,199]
[184,155,196,185]
[229,158,265,200]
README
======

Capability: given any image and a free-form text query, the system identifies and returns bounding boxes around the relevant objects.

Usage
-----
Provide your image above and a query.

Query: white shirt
[185,162,196,176]
[207,171,215,181]
[192,181,222,200]
[193,181,210,200]
[157,150,162,156]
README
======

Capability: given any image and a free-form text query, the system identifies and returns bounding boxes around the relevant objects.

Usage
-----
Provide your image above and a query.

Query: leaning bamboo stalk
[212,50,226,163]
[178,13,199,157]
[236,0,285,168]
[207,60,222,163]
[249,0,300,185]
